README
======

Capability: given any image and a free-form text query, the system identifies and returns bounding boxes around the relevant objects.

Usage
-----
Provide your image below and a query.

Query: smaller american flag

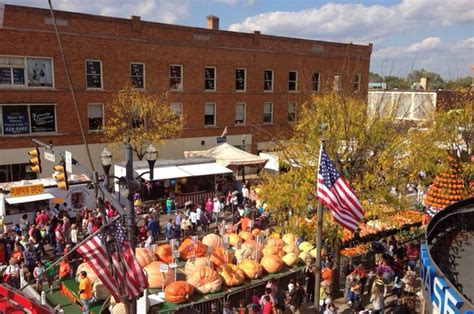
[77,218,148,301]
[317,148,365,232]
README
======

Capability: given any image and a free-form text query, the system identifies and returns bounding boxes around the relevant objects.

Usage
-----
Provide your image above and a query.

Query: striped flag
[316,147,365,232]
[77,219,148,301]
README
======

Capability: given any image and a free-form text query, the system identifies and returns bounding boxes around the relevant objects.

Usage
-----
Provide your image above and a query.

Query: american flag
[316,148,365,232]
[77,218,148,301]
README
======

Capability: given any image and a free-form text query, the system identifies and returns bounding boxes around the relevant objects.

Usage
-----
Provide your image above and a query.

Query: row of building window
[0,56,361,92]
[0,102,296,135]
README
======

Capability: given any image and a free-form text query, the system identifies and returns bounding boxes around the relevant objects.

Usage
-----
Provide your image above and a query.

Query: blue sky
[6,0,474,79]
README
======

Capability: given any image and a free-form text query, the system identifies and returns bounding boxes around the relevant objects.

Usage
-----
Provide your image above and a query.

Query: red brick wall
[0,4,372,152]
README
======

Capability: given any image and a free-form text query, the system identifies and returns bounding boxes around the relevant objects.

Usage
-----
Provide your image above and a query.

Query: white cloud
[213,0,256,6]
[6,0,190,23]
[228,0,474,44]
[407,37,441,52]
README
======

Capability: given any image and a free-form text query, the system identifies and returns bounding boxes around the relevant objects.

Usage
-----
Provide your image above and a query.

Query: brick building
[0,4,372,181]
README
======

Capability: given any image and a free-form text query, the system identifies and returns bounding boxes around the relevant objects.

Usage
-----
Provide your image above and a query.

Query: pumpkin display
[93,280,111,300]
[298,241,314,252]
[76,263,99,283]
[165,281,194,304]
[186,266,222,294]
[179,237,208,260]
[260,255,283,273]
[282,233,297,245]
[135,247,155,268]
[238,259,263,279]
[143,261,175,289]
[262,245,285,258]
[267,238,285,250]
[239,231,254,242]
[217,264,246,287]
[283,244,300,255]
[155,244,172,264]
[299,251,313,265]
[210,247,234,267]
[202,234,223,249]
[226,233,242,247]
[251,228,261,237]
[184,257,212,276]
[282,253,298,267]
[235,244,254,263]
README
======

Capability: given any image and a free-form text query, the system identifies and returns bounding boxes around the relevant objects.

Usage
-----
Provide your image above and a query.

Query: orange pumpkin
[135,248,155,268]
[165,281,194,304]
[226,233,242,247]
[238,259,263,279]
[185,257,212,276]
[251,228,261,237]
[202,234,223,249]
[155,244,172,264]
[260,255,283,273]
[179,237,208,260]
[186,266,222,294]
[239,231,254,242]
[267,238,285,250]
[210,247,235,267]
[262,245,285,258]
[143,261,175,289]
[76,263,99,283]
[217,264,245,287]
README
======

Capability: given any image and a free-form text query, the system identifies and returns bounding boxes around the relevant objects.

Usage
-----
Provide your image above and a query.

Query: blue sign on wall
[2,106,29,135]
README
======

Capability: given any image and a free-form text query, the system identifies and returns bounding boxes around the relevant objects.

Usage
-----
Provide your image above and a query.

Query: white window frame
[334,73,342,91]
[0,55,55,89]
[204,102,216,127]
[130,62,145,89]
[235,102,246,125]
[288,70,298,92]
[264,69,274,92]
[288,102,296,123]
[263,102,273,124]
[170,64,183,91]
[0,103,57,136]
[235,68,246,92]
[85,59,103,90]
[353,73,361,93]
[204,66,216,92]
[312,72,320,92]
[87,103,104,132]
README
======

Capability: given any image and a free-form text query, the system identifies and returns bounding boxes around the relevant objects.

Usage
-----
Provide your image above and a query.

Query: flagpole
[314,125,327,312]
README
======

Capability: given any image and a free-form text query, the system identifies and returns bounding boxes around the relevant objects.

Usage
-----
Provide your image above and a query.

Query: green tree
[406,69,444,89]
[444,77,472,90]
[369,72,383,83]
[383,75,409,90]
[103,87,183,160]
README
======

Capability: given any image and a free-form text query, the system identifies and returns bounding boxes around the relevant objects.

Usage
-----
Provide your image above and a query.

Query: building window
[88,104,103,131]
[235,103,245,125]
[264,70,273,92]
[312,72,320,92]
[170,65,182,90]
[204,67,216,91]
[353,74,361,93]
[288,102,296,123]
[1,56,54,88]
[85,60,102,89]
[288,71,297,91]
[170,103,183,116]
[334,73,341,91]
[235,68,246,91]
[1,104,56,135]
[131,63,145,89]
[204,103,216,126]
[263,102,273,124]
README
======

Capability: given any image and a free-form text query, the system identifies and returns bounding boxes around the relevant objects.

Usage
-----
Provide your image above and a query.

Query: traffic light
[28,148,42,173]
[53,162,69,191]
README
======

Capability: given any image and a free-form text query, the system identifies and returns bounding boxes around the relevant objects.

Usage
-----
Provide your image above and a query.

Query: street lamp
[100,147,112,191]
[146,144,158,181]
[241,134,246,181]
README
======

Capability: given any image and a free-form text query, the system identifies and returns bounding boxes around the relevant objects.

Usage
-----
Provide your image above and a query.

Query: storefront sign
[10,184,44,197]
[2,106,29,135]
[420,243,471,313]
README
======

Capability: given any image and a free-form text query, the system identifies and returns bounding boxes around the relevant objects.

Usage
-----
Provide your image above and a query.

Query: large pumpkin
[267,238,285,250]
[93,280,111,300]
[179,237,208,260]
[202,234,223,249]
[262,245,285,258]
[110,303,127,314]
[165,281,194,304]
[135,248,155,268]
[210,247,235,267]
[239,231,254,242]
[298,241,314,252]
[260,255,283,273]
[143,261,175,289]
[283,244,300,255]
[217,264,245,287]
[238,259,263,279]
[299,251,313,265]
[235,245,254,263]
[251,228,261,237]
[226,233,242,247]
[76,263,99,283]
[282,233,297,245]
[282,253,298,267]
[184,257,212,276]
[186,266,222,294]
[155,244,172,264]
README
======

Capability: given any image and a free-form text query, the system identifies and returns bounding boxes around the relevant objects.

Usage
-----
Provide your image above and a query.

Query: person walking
[370,283,385,314]
[402,265,416,296]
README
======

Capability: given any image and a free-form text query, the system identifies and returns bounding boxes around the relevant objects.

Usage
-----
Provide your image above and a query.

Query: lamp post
[242,134,246,181]
[100,147,112,191]
[146,144,158,181]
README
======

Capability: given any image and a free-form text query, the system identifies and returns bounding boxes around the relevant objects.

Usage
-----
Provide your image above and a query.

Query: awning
[136,166,192,181]
[179,163,233,176]
[6,193,55,205]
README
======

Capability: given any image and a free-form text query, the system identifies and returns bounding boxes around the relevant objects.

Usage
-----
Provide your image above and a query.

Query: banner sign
[10,184,44,197]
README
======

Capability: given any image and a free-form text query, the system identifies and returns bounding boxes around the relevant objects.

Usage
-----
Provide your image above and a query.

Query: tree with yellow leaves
[103,87,183,160]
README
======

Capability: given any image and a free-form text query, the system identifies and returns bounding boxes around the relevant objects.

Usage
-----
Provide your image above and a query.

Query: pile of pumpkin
[133,230,318,305]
